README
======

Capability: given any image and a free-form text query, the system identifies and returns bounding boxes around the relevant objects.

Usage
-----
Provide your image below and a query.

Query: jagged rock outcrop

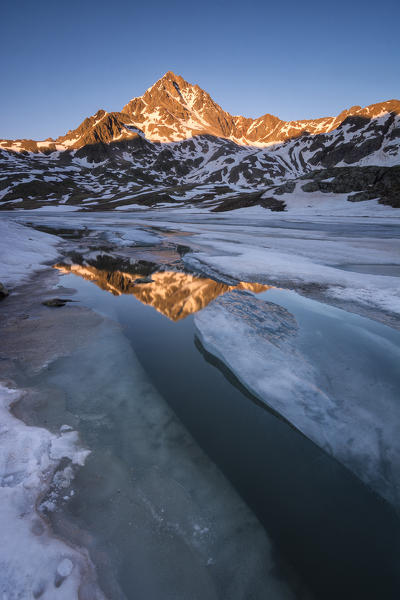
[301,165,400,207]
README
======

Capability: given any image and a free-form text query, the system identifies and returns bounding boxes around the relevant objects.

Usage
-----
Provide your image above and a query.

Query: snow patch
[0,383,103,599]
[0,219,60,287]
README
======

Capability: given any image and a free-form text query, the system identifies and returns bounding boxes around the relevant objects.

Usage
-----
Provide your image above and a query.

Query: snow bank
[194,291,400,507]
[265,188,400,218]
[0,218,105,596]
[0,219,60,287]
[0,384,103,599]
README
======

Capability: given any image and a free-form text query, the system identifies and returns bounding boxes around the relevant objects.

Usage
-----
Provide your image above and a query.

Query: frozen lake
[50,268,400,599]
[1,210,400,599]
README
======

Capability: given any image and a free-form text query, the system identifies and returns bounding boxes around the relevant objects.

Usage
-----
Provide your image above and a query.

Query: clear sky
[1,0,399,139]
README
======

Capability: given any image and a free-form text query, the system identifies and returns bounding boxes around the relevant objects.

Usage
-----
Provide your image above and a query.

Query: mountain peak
[1,72,399,154]
[121,71,224,142]
[145,71,188,95]
[161,70,181,81]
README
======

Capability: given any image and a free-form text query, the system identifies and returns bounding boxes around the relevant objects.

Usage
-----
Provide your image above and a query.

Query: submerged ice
[32,318,302,600]
[194,290,400,508]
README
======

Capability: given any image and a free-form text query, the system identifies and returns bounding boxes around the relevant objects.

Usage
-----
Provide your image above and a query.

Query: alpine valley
[2,70,400,600]
[1,71,399,212]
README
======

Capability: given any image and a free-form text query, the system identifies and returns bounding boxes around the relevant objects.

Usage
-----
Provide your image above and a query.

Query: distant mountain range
[1,72,399,211]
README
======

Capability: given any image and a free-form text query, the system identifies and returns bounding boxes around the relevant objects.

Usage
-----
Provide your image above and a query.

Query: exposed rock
[121,73,400,146]
[176,244,191,256]
[211,190,287,212]
[274,180,296,195]
[261,197,286,211]
[0,72,398,212]
[1,71,399,153]
[0,282,9,298]
[42,298,77,307]
[211,191,265,212]
[134,276,154,284]
[301,165,400,208]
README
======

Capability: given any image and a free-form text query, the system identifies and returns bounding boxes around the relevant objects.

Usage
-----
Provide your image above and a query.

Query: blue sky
[1,0,399,139]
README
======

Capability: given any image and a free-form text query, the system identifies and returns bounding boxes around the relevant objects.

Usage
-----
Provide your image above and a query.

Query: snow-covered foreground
[0,219,59,287]
[0,218,107,597]
[0,220,102,597]
[0,383,104,599]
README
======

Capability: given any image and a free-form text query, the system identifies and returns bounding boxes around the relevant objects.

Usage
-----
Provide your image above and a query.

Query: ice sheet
[29,318,302,600]
[0,219,60,287]
[3,209,400,322]
[194,290,400,507]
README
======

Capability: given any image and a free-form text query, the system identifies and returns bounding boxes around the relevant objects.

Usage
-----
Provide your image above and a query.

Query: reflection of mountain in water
[55,263,271,321]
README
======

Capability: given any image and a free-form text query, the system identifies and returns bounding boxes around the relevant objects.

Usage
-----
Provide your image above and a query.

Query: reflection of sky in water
[54,263,271,321]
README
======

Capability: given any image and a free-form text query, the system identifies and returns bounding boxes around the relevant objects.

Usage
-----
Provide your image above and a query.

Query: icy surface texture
[195,290,400,507]
[0,219,59,287]
[9,204,400,323]
[36,320,302,600]
[0,384,103,599]
[180,220,400,318]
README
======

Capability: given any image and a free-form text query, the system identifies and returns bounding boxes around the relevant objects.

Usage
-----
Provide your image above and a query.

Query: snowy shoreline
[0,383,105,599]
[0,220,107,598]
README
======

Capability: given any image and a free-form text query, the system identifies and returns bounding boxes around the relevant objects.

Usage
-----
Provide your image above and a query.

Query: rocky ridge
[0,72,399,211]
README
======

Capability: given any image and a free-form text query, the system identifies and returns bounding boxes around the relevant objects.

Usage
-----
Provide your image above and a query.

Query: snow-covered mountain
[0,72,399,211]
